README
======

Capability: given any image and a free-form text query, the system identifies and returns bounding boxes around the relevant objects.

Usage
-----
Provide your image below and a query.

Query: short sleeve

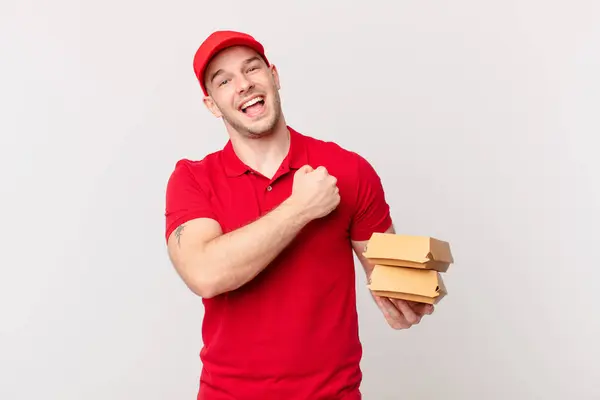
[164,160,218,243]
[349,154,393,241]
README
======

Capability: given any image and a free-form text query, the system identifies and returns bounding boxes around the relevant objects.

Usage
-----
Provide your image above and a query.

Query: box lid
[363,233,454,264]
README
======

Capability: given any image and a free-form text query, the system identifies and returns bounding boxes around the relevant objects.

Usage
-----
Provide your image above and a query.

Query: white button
[266,185,272,191]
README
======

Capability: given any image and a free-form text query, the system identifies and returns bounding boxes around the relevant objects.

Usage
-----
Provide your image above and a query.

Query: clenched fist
[289,165,340,221]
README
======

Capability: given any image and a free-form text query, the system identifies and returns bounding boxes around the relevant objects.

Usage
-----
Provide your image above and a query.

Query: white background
[1,1,599,399]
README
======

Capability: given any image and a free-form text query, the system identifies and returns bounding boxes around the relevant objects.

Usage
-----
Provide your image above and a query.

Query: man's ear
[270,64,281,90]
[203,96,222,118]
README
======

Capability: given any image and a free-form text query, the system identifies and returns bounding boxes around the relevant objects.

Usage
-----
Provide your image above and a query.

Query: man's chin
[231,118,277,138]
[245,124,276,138]
[223,104,282,137]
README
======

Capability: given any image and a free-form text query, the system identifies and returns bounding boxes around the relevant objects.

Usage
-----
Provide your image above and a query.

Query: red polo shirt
[165,126,392,400]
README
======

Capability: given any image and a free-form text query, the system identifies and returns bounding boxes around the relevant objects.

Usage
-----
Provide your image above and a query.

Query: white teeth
[241,97,263,110]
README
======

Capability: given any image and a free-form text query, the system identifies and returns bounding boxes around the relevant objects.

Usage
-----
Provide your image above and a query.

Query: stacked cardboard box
[363,233,454,305]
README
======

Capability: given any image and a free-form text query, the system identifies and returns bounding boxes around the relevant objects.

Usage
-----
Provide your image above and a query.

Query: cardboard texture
[364,233,454,304]
[362,233,454,273]
[369,265,447,304]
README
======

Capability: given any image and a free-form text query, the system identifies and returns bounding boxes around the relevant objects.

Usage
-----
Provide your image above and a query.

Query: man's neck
[229,120,291,179]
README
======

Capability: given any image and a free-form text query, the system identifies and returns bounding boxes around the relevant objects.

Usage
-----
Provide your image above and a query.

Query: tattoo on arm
[174,224,185,247]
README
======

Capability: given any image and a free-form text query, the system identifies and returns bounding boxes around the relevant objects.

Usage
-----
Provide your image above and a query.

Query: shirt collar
[222,125,308,177]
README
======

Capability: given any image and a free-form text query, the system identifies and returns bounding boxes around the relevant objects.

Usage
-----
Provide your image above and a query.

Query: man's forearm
[195,198,310,297]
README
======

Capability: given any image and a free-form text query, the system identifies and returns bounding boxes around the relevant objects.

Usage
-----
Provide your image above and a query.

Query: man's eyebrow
[208,57,263,84]
[209,68,225,84]
[242,56,261,65]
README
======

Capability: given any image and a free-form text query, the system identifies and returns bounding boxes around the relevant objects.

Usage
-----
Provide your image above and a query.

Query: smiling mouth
[239,96,266,117]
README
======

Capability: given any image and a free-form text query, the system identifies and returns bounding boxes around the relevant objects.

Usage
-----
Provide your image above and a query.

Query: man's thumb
[298,164,314,174]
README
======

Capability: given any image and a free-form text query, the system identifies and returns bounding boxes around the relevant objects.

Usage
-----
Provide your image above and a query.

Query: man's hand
[351,224,435,330]
[288,165,340,221]
[372,294,434,330]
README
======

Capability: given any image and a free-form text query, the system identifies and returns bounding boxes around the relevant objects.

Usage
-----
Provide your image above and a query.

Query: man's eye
[219,79,229,86]
[248,66,258,72]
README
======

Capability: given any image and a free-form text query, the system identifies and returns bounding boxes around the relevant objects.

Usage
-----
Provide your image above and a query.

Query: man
[164,30,434,400]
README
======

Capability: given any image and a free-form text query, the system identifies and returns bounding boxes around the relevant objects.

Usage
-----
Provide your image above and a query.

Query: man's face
[203,46,282,138]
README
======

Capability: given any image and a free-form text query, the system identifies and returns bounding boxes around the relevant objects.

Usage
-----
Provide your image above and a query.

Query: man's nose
[236,75,254,93]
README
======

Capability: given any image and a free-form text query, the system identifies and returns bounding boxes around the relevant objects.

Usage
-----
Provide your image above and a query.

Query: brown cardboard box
[362,233,454,273]
[368,265,447,305]
[363,233,454,304]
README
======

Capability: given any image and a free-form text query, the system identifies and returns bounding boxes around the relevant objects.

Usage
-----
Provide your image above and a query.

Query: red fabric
[192,30,270,96]
[164,127,392,400]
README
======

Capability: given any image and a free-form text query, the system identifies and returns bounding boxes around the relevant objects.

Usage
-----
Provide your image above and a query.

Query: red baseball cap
[193,30,270,96]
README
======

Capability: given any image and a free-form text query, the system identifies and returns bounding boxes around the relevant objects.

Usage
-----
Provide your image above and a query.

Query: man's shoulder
[302,132,363,163]
[171,149,223,175]
[165,149,225,193]
[300,131,372,175]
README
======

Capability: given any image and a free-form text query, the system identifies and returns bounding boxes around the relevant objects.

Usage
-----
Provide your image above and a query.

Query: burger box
[362,233,454,272]
[368,265,448,304]
[362,233,454,304]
